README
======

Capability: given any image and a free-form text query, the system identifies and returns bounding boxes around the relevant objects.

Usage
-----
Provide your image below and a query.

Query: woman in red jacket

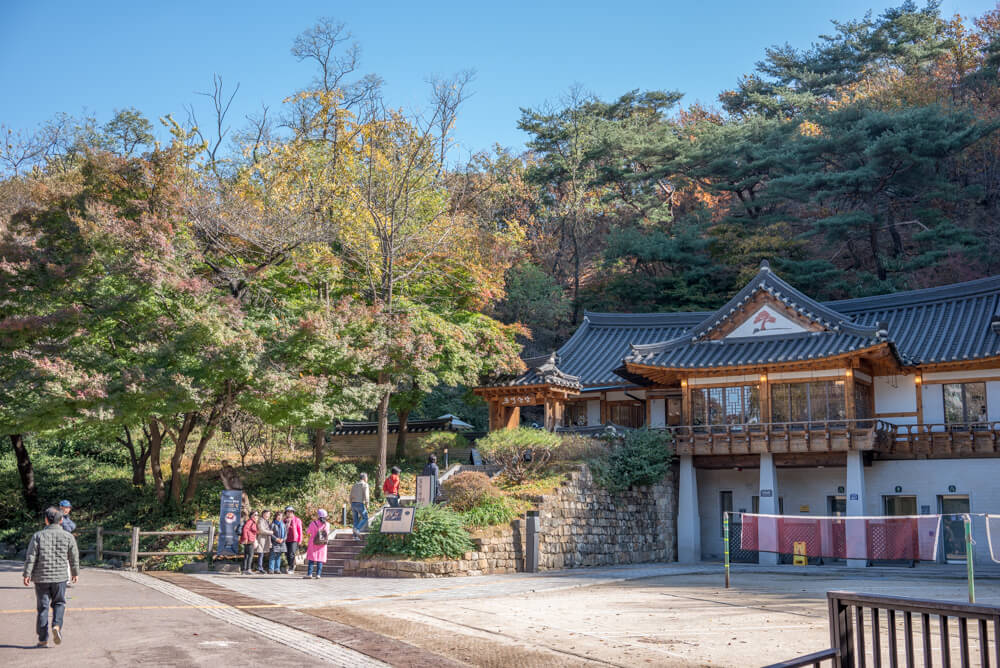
[239,511,259,575]
[383,466,401,507]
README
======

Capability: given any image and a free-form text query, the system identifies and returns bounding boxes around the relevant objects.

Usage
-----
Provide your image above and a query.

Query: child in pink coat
[304,509,331,579]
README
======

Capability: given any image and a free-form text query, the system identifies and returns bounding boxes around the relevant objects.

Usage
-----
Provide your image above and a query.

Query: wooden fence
[77,525,215,570]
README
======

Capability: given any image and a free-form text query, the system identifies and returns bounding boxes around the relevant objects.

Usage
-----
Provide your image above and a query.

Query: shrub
[461,496,519,528]
[362,505,474,560]
[552,433,607,462]
[476,428,561,483]
[159,536,206,571]
[442,471,496,511]
[590,428,674,493]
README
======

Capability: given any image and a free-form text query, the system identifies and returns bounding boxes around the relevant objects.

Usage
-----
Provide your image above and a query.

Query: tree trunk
[376,380,391,491]
[9,434,39,510]
[869,222,887,281]
[395,409,410,462]
[312,427,326,472]
[149,420,166,503]
[168,413,198,506]
[120,425,150,487]
[182,404,224,505]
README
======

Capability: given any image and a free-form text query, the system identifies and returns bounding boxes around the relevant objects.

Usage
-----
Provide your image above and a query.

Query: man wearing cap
[283,506,303,575]
[23,507,80,647]
[58,501,76,534]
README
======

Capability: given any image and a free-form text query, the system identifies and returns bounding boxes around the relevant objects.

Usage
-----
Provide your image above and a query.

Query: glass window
[771,380,848,423]
[691,385,760,425]
[854,383,872,420]
[943,383,987,424]
[563,402,588,427]
[609,402,645,428]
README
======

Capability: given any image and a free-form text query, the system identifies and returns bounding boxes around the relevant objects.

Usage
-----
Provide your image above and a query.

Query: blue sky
[2,0,998,155]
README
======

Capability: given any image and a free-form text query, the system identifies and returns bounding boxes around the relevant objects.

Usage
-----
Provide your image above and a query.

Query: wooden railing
[667,420,894,456]
[887,422,1000,457]
[84,525,216,570]
[765,591,1000,668]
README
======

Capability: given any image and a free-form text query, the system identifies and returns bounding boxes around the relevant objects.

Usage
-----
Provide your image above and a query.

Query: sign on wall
[726,306,810,338]
[216,490,242,556]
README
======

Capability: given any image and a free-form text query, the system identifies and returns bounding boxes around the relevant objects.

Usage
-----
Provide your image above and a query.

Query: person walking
[350,473,370,541]
[239,511,258,575]
[22,506,80,647]
[254,509,273,574]
[383,466,401,507]
[58,500,76,585]
[422,455,440,502]
[304,509,331,579]
[284,506,303,575]
[268,511,286,574]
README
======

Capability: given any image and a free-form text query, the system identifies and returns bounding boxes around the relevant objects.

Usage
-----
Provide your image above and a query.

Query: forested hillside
[501,1,1000,354]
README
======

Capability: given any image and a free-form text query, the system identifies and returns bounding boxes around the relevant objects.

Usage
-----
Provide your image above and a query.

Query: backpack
[313,523,329,545]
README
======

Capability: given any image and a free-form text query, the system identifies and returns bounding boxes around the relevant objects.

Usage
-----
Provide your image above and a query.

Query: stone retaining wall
[343,464,676,577]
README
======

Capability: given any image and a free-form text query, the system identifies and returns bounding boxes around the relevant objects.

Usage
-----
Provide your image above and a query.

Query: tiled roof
[502,266,1000,388]
[331,418,455,436]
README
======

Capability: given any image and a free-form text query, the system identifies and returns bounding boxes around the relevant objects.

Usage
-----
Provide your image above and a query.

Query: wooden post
[206,523,215,568]
[600,391,608,425]
[96,526,103,561]
[759,373,771,423]
[845,368,856,421]
[130,526,140,570]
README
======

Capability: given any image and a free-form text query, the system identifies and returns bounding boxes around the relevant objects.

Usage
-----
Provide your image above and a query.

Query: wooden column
[503,406,521,430]
[760,373,771,423]
[845,369,856,421]
[914,375,923,425]
[681,380,692,425]
[488,400,502,432]
[600,391,608,425]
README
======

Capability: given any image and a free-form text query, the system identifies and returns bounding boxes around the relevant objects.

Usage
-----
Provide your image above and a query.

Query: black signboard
[217,490,242,556]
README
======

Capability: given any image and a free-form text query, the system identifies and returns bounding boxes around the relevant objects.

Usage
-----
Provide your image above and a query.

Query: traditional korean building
[475,261,1000,565]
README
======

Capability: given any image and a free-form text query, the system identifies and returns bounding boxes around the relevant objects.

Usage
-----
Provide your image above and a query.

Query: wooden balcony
[668,420,894,456]
[884,421,1000,458]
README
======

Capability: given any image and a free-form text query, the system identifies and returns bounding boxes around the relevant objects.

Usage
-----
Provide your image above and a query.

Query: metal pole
[206,523,215,568]
[96,526,103,562]
[130,526,140,570]
[965,514,975,604]
[342,503,348,526]
[724,512,730,589]
[526,510,540,573]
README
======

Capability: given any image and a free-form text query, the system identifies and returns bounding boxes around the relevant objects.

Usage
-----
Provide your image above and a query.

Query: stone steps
[322,535,365,576]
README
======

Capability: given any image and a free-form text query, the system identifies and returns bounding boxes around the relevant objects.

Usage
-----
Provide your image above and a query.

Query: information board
[380,507,416,534]
[216,490,242,556]
[415,475,435,507]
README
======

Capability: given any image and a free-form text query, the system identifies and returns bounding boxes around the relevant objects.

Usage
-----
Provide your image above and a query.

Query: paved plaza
[3,560,1000,666]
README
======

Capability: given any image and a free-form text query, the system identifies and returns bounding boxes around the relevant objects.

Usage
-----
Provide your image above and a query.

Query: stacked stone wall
[344,464,677,577]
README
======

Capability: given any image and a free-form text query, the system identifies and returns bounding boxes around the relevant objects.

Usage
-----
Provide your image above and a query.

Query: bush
[552,433,607,462]
[476,428,561,483]
[461,496,519,528]
[158,536,206,571]
[590,428,674,493]
[362,505,474,560]
[442,471,496,511]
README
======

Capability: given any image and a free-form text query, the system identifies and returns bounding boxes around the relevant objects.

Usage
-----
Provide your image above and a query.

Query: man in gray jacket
[22,506,80,647]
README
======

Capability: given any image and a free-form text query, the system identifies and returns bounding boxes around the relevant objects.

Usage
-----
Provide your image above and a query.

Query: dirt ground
[302,569,1000,667]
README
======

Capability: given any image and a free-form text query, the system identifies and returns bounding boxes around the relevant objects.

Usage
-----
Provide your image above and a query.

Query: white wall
[922,383,945,424]
[873,375,917,414]
[586,400,601,426]
[649,398,666,427]
[694,458,1000,563]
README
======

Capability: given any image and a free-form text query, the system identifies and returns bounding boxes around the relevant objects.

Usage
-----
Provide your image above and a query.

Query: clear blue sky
[2,0,998,155]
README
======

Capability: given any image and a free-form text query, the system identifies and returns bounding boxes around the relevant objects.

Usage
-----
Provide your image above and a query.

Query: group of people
[238,505,332,578]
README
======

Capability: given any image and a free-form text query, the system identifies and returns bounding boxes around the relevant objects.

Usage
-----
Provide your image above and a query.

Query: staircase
[324,533,365,576]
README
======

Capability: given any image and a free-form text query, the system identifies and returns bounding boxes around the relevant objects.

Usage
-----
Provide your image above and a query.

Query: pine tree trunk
[9,434,39,510]
[376,381,391,491]
[312,427,326,472]
[395,409,410,462]
[149,420,166,503]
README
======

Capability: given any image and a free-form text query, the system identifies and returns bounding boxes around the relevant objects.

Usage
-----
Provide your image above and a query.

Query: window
[943,383,987,424]
[691,385,760,425]
[563,402,588,427]
[608,402,645,428]
[771,380,847,422]
[720,491,733,536]
[854,383,873,420]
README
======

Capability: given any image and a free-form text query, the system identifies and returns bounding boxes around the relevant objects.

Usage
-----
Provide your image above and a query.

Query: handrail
[667,418,893,436]
[762,648,837,668]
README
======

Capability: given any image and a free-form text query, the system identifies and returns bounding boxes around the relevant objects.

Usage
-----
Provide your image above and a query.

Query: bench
[764,591,1000,667]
